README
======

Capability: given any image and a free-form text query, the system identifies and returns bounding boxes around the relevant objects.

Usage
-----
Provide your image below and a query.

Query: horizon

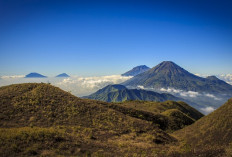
[1,0,232,76]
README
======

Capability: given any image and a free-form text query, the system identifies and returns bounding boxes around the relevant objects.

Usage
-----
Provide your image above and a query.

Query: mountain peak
[122,65,150,76]
[25,72,47,78]
[56,73,70,77]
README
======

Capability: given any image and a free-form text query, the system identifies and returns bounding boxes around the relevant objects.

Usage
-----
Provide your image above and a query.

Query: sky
[0,0,232,76]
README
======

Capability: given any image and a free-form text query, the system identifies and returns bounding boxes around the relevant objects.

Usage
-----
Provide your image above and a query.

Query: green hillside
[84,84,182,102]
[1,83,230,157]
[112,100,203,131]
[0,83,177,156]
[172,98,232,156]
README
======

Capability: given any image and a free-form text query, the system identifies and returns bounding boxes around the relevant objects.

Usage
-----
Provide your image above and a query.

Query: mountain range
[122,65,150,76]
[122,61,232,94]
[0,83,231,156]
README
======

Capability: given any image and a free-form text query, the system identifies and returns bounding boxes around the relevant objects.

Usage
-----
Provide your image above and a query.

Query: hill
[25,72,47,78]
[84,84,183,102]
[172,98,232,156]
[112,100,204,131]
[122,61,232,94]
[56,73,70,77]
[0,83,178,156]
[122,65,150,76]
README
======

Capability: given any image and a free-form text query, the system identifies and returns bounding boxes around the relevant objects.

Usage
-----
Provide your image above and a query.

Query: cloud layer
[0,75,132,97]
[200,106,215,114]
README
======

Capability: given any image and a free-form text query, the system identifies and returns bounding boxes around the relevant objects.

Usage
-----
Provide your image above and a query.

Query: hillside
[84,84,182,102]
[173,98,232,156]
[0,83,178,156]
[122,65,150,76]
[112,100,203,131]
[122,61,232,94]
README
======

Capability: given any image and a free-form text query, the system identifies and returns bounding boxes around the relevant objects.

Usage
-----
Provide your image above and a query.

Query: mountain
[25,72,47,78]
[84,84,183,102]
[122,61,232,94]
[173,98,232,156]
[122,65,150,76]
[0,83,179,156]
[56,73,70,77]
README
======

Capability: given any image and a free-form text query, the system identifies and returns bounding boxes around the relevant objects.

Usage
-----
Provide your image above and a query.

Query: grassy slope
[0,83,177,156]
[172,98,232,156]
[108,100,203,132]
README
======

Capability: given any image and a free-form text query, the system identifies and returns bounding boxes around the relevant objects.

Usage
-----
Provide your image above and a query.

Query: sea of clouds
[0,75,132,97]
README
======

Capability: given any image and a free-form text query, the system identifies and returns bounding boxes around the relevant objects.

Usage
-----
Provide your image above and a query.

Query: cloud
[204,93,221,100]
[160,87,199,98]
[0,75,132,97]
[1,75,25,79]
[137,85,144,89]
[200,106,215,114]
[55,75,132,96]
[218,74,232,85]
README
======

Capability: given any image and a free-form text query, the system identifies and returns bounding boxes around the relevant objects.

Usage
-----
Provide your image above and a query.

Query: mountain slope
[25,72,47,78]
[122,65,150,76]
[173,98,232,156]
[112,100,204,131]
[84,84,182,102]
[122,61,232,94]
[0,83,177,156]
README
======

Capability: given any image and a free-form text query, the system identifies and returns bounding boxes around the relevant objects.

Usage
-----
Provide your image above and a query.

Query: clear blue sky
[0,0,232,76]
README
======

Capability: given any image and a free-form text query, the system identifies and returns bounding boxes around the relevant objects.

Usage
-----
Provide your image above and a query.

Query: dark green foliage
[84,84,182,102]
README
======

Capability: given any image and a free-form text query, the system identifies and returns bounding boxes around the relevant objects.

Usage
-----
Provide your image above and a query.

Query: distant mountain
[174,98,232,156]
[25,72,47,78]
[56,73,70,77]
[122,61,232,94]
[84,84,183,103]
[122,65,150,76]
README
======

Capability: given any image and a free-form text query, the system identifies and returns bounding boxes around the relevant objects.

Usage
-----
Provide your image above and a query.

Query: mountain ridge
[84,84,183,103]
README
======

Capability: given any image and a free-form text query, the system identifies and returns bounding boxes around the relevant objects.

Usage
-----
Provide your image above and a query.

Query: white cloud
[204,93,221,100]
[0,75,132,97]
[200,106,215,114]
[218,74,232,85]
[1,75,25,79]
[137,85,144,89]
[160,87,199,98]
[55,75,132,96]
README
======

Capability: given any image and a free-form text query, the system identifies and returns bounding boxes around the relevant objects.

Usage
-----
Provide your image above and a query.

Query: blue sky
[0,0,232,76]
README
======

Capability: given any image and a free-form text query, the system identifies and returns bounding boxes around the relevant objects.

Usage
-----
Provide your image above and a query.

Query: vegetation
[0,83,176,156]
[172,98,232,156]
[84,84,182,102]
[0,83,231,156]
